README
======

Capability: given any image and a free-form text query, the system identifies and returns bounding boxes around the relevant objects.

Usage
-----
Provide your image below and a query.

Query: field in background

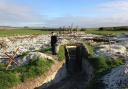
[0,29,50,37]
[0,28,128,37]
[85,30,128,36]
[85,26,128,36]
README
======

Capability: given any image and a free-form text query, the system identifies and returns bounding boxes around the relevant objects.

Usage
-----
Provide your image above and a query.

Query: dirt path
[39,71,88,89]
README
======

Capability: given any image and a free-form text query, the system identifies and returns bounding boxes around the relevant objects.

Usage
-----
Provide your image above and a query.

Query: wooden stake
[4,48,19,70]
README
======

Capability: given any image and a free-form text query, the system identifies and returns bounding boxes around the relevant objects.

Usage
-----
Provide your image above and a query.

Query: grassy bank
[1,28,127,37]
[0,58,54,89]
[84,43,124,89]
[58,45,65,61]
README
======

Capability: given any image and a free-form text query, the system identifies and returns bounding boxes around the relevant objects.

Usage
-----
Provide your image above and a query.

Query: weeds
[85,43,124,89]
[58,45,65,61]
[0,58,54,89]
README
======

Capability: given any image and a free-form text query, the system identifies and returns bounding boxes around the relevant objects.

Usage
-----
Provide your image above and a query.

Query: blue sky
[0,0,128,27]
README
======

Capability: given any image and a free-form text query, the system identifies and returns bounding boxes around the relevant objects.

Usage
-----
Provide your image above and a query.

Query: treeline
[31,27,87,31]
[99,26,128,31]
[24,26,128,31]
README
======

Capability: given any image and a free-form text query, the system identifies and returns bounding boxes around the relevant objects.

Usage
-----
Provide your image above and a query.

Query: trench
[36,43,93,89]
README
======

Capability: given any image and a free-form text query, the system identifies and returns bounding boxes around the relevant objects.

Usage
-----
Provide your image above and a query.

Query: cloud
[0,0,42,26]
[44,0,128,27]
[0,0,128,27]
[100,0,128,11]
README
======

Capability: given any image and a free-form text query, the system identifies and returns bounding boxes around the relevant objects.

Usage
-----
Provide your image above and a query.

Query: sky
[0,0,128,27]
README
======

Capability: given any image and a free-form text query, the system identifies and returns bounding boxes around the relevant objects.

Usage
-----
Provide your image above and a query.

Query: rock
[102,61,128,89]
[0,35,51,61]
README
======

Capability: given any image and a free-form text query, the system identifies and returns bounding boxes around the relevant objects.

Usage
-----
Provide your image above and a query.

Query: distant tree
[113,27,128,31]
[59,27,62,30]
[24,26,29,28]
[99,27,104,31]
[80,28,86,31]
[113,27,117,30]
[119,27,128,31]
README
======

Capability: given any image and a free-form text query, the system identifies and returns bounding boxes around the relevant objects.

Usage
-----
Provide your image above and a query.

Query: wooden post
[4,48,19,70]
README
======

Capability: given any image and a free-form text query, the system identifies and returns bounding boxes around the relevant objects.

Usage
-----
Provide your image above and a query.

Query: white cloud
[1,0,128,27]
[100,0,128,11]
[0,0,42,26]
[44,0,128,27]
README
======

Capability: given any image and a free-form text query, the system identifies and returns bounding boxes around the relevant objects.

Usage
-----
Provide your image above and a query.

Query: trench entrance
[65,44,83,74]
[38,43,91,89]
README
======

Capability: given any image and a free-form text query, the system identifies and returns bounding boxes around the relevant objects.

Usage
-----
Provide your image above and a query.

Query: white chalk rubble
[102,61,128,89]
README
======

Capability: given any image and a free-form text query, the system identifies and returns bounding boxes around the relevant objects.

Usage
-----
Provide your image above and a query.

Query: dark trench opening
[35,44,89,89]
[65,44,85,75]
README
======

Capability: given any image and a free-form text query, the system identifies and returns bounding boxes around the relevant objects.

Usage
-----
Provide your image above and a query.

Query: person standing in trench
[51,32,58,55]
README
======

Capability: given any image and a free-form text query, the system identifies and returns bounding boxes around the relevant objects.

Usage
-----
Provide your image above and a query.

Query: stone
[102,61,128,89]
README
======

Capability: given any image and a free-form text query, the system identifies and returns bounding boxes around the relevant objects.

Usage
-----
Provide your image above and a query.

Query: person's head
[51,32,57,36]
[51,32,54,36]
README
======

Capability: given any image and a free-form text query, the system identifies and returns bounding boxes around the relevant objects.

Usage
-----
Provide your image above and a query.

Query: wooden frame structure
[4,48,19,70]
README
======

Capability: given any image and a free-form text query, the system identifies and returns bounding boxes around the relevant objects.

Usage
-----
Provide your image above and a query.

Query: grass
[0,28,127,37]
[84,43,95,56]
[88,57,124,89]
[58,45,65,61]
[16,58,54,82]
[43,47,52,54]
[0,29,50,37]
[0,58,54,89]
[85,30,128,36]
[0,71,20,89]
[19,51,29,59]
[85,43,124,89]
[125,87,128,89]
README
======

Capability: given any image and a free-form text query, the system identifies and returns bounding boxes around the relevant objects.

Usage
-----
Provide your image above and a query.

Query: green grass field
[0,29,50,37]
[0,28,128,37]
[85,30,128,36]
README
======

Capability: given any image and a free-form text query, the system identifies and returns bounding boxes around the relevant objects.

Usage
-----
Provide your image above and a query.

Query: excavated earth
[37,45,94,89]
[36,61,93,89]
